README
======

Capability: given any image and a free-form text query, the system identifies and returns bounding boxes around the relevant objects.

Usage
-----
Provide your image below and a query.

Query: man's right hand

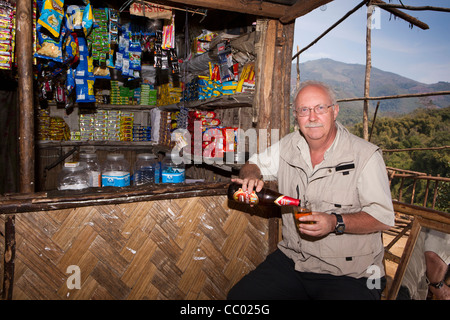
[232,163,264,196]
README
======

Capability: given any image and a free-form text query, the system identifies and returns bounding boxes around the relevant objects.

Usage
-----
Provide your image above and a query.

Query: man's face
[294,85,339,143]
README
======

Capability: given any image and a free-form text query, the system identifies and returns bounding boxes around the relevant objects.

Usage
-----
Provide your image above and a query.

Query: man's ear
[333,104,339,120]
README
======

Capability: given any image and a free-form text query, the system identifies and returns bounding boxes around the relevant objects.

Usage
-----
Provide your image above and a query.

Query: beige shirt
[249,122,395,278]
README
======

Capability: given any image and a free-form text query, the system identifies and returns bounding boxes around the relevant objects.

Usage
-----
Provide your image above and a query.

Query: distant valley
[291,58,450,126]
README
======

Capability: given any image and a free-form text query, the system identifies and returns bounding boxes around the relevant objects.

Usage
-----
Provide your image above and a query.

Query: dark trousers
[227,249,385,300]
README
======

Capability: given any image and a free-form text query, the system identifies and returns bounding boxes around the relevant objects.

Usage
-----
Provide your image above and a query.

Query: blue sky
[293,0,450,84]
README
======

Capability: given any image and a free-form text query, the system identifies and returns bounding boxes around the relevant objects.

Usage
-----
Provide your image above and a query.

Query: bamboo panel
[1,195,270,300]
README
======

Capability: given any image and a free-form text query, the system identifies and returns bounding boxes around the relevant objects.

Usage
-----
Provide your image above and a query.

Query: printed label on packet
[232,188,259,205]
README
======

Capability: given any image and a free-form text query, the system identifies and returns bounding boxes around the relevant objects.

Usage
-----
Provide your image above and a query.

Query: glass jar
[102,153,130,187]
[161,153,185,183]
[134,153,158,186]
[58,162,90,190]
[79,152,101,187]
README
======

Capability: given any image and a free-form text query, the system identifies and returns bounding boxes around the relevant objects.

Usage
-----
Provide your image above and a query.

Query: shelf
[96,92,254,111]
[36,140,171,152]
[186,92,254,109]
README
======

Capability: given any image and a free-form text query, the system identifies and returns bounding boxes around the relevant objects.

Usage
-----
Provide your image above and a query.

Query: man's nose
[308,108,318,121]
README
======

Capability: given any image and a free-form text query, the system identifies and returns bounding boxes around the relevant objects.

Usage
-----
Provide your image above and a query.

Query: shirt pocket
[320,233,375,258]
[318,187,355,214]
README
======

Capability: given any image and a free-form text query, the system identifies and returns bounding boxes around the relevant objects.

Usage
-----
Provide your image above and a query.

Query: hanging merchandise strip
[121,0,207,18]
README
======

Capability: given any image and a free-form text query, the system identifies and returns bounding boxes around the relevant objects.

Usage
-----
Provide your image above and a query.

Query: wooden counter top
[0,182,230,214]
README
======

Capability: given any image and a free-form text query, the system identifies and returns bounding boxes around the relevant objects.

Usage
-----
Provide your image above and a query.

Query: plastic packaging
[134,153,158,186]
[161,154,185,183]
[79,153,101,187]
[58,161,89,190]
[102,153,130,187]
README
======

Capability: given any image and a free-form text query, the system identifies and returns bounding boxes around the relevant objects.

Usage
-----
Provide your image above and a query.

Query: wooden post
[2,0,34,300]
[253,19,294,252]
[363,4,373,141]
[17,0,35,193]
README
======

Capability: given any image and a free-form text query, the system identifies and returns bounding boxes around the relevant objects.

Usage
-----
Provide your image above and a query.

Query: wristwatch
[331,212,345,234]
[426,277,444,289]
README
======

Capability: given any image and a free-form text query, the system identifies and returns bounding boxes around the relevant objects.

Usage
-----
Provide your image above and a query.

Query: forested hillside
[349,107,449,212]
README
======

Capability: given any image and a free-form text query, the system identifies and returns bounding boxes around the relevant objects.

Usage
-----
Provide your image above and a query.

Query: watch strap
[426,277,444,289]
[331,212,345,234]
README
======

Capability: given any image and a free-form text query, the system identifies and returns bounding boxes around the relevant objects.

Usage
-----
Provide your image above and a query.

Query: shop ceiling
[92,0,334,24]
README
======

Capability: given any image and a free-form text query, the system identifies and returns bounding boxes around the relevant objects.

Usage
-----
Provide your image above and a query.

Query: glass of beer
[293,201,313,231]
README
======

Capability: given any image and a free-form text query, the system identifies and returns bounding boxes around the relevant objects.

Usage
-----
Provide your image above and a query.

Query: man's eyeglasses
[294,104,334,117]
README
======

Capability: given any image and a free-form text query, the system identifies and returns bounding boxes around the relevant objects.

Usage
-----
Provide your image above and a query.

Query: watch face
[336,224,345,234]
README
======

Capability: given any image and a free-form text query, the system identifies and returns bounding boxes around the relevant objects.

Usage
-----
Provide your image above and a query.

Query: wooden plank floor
[0,195,270,300]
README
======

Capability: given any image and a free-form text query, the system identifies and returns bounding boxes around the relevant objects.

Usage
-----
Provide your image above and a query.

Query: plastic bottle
[227,182,300,206]
[58,162,90,190]
[79,152,101,187]
[134,153,158,186]
[161,153,185,183]
[102,153,130,187]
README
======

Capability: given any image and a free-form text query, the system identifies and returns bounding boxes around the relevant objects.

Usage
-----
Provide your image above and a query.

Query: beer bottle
[227,182,300,206]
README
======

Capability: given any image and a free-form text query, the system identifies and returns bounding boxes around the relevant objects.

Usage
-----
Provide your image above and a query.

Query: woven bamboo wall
[0,195,270,300]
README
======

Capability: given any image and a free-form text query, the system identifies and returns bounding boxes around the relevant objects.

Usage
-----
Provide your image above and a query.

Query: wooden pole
[2,0,34,300]
[337,90,450,102]
[363,4,373,141]
[17,0,35,194]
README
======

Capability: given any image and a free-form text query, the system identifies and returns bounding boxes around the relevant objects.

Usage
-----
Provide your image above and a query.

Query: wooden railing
[387,167,449,211]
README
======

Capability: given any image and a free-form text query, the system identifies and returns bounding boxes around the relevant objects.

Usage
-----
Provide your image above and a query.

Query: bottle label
[161,168,185,183]
[232,188,259,205]
[274,196,299,206]
[102,171,130,187]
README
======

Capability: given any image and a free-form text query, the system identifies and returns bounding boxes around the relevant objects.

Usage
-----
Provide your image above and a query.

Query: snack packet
[37,0,64,38]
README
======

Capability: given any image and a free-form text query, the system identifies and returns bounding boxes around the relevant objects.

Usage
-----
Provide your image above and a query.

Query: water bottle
[102,153,130,187]
[161,153,185,183]
[79,152,101,187]
[58,162,90,190]
[134,153,158,186]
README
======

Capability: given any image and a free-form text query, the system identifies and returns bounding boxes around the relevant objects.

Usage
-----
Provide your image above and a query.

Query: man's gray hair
[293,80,337,105]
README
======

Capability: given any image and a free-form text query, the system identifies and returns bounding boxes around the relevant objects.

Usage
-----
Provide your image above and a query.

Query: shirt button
[328,169,332,173]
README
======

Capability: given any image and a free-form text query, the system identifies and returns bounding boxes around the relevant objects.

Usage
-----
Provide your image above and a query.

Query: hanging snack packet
[66,67,75,96]
[66,5,82,32]
[37,0,64,39]
[82,3,93,37]
[75,76,95,103]
[128,40,142,73]
[35,22,66,62]
[63,32,79,66]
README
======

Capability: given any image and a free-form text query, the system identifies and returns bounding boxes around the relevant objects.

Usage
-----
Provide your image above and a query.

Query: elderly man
[227,80,395,300]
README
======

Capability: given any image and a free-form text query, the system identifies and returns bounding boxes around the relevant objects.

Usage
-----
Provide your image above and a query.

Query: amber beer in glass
[294,202,313,229]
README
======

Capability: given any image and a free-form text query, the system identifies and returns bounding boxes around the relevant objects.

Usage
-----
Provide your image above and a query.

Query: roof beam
[280,0,334,23]
[163,0,288,19]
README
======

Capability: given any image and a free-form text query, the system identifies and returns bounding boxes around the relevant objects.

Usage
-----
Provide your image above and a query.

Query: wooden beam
[374,3,450,13]
[371,0,429,30]
[337,90,450,102]
[280,0,334,23]
[17,0,35,194]
[163,0,287,19]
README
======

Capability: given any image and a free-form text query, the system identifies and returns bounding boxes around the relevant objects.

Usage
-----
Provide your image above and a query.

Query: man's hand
[297,212,335,237]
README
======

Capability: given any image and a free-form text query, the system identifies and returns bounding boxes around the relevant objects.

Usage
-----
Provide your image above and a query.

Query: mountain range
[291,58,450,126]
